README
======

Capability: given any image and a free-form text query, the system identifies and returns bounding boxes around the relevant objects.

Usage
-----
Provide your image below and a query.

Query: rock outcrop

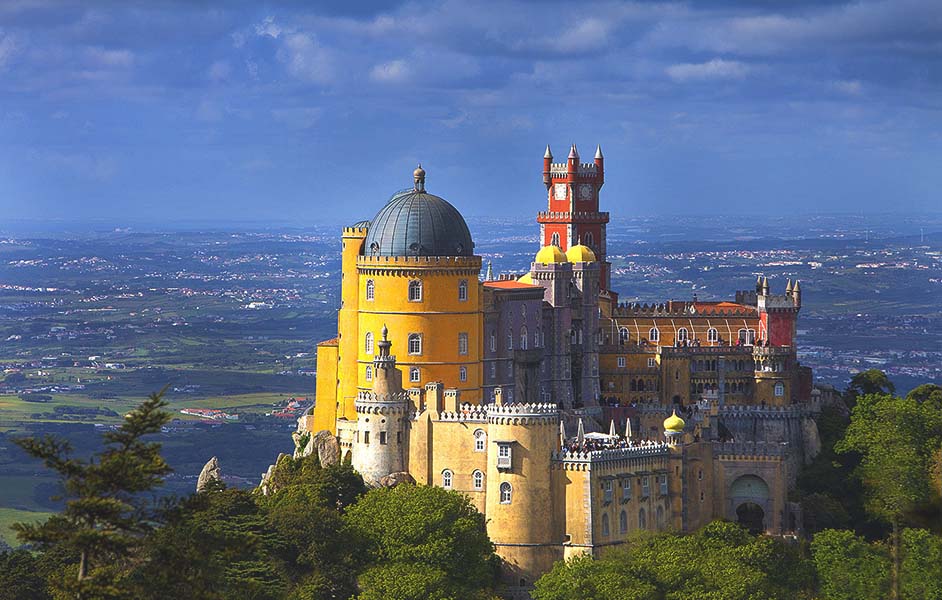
[196,456,222,492]
[378,471,416,488]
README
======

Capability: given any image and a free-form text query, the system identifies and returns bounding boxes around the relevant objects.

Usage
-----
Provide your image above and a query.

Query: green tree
[845,369,895,405]
[900,528,942,600]
[344,484,499,600]
[907,384,942,407]
[811,529,889,600]
[13,390,172,599]
[0,549,53,600]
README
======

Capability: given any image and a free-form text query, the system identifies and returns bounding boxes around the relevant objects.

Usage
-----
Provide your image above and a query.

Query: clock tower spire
[537,143,611,290]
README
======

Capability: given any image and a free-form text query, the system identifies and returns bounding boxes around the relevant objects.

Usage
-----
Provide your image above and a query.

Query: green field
[0,507,53,548]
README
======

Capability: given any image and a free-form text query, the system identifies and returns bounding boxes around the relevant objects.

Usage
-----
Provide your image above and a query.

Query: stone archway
[736,502,765,534]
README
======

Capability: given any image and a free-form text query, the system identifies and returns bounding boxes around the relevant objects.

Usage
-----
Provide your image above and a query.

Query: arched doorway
[736,502,765,534]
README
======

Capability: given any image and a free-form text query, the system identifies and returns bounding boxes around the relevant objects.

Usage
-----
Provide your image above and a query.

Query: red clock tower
[538,143,612,289]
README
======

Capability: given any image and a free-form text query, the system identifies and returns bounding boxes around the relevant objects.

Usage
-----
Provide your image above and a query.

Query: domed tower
[567,242,601,408]
[663,409,686,446]
[353,166,483,412]
[353,326,411,486]
[484,401,561,590]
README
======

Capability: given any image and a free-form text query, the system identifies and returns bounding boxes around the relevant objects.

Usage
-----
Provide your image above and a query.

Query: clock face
[578,183,594,200]
[553,183,567,200]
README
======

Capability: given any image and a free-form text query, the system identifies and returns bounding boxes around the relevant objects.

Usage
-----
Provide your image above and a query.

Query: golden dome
[517,273,535,284]
[566,244,597,263]
[663,410,686,433]
[535,245,567,265]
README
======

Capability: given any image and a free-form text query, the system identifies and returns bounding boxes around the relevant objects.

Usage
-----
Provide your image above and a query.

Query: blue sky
[0,0,940,224]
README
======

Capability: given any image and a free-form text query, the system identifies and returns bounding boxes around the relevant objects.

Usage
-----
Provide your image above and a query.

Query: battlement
[757,294,798,310]
[548,163,599,177]
[536,211,609,224]
[342,226,369,237]
[713,441,788,458]
[613,301,756,317]
[752,346,794,357]
[660,346,754,356]
[355,390,411,414]
[357,255,482,267]
[438,402,488,422]
[552,442,670,465]
[718,405,809,419]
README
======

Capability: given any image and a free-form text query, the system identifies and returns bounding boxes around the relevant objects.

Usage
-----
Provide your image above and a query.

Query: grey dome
[363,189,474,257]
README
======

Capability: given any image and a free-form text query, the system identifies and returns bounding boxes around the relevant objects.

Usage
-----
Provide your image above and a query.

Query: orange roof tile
[483,280,542,290]
[318,337,339,346]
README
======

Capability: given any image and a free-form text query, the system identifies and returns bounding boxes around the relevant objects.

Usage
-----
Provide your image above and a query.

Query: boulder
[801,417,822,464]
[379,471,416,488]
[196,456,222,493]
[312,430,340,467]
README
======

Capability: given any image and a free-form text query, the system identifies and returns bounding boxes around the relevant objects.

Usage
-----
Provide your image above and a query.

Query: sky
[0,0,940,224]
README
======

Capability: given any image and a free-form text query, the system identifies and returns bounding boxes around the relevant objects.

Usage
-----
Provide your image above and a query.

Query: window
[619,510,628,534]
[506,332,513,351]
[601,513,610,537]
[641,476,650,497]
[500,482,512,504]
[617,356,626,368]
[497,443,512,469]
[410,367,420,383]
[473,429,486,452]
[365,279,375,301]
[774,382,785,397]
[649,327,660,343]
[458,280,468,302]
[738,328,756,345]
[603,480,613,504]
[489,332,496,352]
[534,330,541,348]
[458,332,469,355]
[379,431,387,445]
[656,505,664,527]
[551,232,560,247]
[459,366,468,382]
[490,362,496,378]
[521,304,527,318]
[408,333,422,355]
[639,508,647,530]
[442,469,453,489]
[473,470,484,490]
[365,366,373,381]
[648,357,656,368]
[585,232,594,247]
[408,280,422,302]
[698,469,703,481]
[365,332,374,355]
[520,326,528,350]
[363,431,369,445]
[659,476,668,496]
[677,327,689,343]
[707,327,718,343]
[618,327,630,343]
[622,478,632,500]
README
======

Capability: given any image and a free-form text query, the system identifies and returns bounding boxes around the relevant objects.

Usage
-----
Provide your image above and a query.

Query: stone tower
[352,326,411,486]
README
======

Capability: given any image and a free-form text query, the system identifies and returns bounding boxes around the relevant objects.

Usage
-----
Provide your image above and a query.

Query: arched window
[534,329,541,348]
[408,333,422,355]
[521,304,527,318]
[408,280,422,302]
[774,382,784,397]
[649,327,660,343]
[677,327,689,343]
[619,510,628,534]
[585,232,594,247]
[459,366,467,382]
[474,429,486,452]
[458,332,469,355]
[630,379,637,392]
[520,326,528,350]
[506,332,513,351]
[409,367,420,383]
[500,482,512,504]
[601,513,610,537]
[441,469,453,489]
[707,327,718,343]
[365,365,372,381]
[619,327,630,344]
[365,332,374,354]
[365,279,375,301]
[551,232,560,247]
[656,505,664,527]
[473,470,484,491]
[458,279,468,302]
[639,508,647,530]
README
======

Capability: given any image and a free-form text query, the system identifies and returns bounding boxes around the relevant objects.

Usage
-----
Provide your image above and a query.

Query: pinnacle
[568,144,579,159]
[595,144,603,159]
[544,144,553,159]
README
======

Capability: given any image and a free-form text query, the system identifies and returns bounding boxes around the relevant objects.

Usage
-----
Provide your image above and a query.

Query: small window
[408,280,422,302]
[473,429,486,452]
[641,476,650,497]
[458,279,468,302]
[551,232,560,247]
[603,480,613,504]
[617,356,626,368]
[677,327,688,343]
[618,327,630,343]
[408,333,422,355]
[497,443,512,469]
[698,469,703,481]
[363,431,370,445]
[622,478,632,500]
[458,332,469,356]
[649,327,660,343]
[585,232,594,247]
[506,332,513,351]
[473,470,484,490]
[442,469,453,489]
[521,304,527,318]
[707,328,718,343]
[365,365,373,381]
[659,476,668,496]
[619,510,628,534]
[520,326,528,350]
[365,332,374,355]
[459,366,468,382]
[489,332,496,352]
[648,357,656,368]
[410,367,420,383]
[379,431,387,445]
[601,513,610,537]
[365,279,375,301]
[639,507,647,529]
[774,382,784,397]
[500,482,512,504]
[656,505,664,527]
[490,362,496,378]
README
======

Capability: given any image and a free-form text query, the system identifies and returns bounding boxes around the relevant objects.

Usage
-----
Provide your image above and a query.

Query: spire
[785,279,793,293]
[762,276,769,294]
[595,144,603,159]
[576,417,585,445]
[544,144,553,159]
[609,419,616,437]
[625,417,633,440]
[559,420,567,446]
[568,143,579,159]
[794,279,800,292]
[485,261,493,281]
[756,275,763,293]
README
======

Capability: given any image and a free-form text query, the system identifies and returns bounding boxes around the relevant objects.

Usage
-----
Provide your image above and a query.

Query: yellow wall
[337,227,367,421]
[312,341,338,433]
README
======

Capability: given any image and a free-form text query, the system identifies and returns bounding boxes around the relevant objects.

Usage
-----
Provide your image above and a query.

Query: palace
[301,145,822,598]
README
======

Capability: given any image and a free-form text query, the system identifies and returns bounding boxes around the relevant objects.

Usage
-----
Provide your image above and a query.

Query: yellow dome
[566,244,597,263]
[535,245,567,265]
[517,273,534,285]
[663,410,686,433]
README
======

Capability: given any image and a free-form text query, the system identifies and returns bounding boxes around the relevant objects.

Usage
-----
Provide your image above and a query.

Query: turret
[594,144,604,185]
[543,145,553,187]
[567,143,579,179]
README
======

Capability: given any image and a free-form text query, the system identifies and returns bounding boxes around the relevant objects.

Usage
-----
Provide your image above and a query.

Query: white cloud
[666,59,752,82]
[255,16,282,39]
[370,59,409,83]
[278,31,332,84]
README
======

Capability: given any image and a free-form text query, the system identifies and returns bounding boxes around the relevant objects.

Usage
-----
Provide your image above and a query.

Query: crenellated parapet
[438,402,488,423]
[718,404,811,420]
[552,443,671,470]
[713,441,788,459]
[356,254,482,277]
[486,402,559,425]
[354,390,412,415]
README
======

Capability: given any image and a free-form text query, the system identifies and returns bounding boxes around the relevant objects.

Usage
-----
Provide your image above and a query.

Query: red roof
[692,302,753,315]
[318,337,339,346]
[484,281,541,290]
